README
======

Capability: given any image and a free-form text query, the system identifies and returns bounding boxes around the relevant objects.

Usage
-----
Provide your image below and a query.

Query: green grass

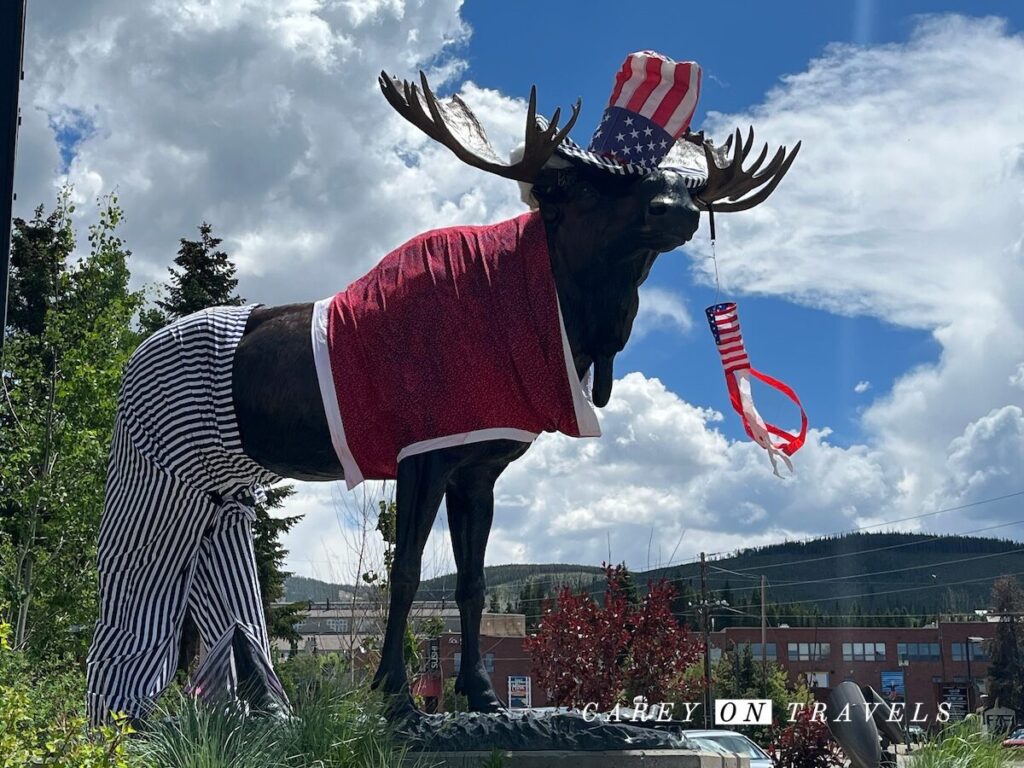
[908,716,1014,768]
[130,685,426,768]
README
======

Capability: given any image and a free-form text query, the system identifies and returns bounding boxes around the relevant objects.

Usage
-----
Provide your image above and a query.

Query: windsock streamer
[706,302,807,476]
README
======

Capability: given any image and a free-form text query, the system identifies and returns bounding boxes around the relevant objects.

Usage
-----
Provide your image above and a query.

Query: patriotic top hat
[552,51,707,188]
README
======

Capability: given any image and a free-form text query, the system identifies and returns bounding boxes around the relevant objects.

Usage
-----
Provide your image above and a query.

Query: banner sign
[508,675,531,708]
[881,670,905,699]
[428,637,440,672]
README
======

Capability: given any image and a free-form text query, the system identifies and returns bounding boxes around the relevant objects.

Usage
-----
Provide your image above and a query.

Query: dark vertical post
[761,574,767,695]
[700,551,711,728]
[0,0,27,354]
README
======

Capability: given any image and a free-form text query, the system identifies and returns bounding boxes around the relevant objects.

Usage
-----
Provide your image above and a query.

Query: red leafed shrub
[769,706,845,768]
[524,565,703,710]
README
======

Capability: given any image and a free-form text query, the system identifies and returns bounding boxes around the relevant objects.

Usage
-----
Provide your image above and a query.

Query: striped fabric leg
[86,413,217,727]
[187,498,288,709]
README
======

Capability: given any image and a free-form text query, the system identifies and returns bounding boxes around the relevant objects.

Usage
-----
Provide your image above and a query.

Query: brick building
[710,621,996,721]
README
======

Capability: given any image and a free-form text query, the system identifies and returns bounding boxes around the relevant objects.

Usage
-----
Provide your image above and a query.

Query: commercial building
[709,621,996,722]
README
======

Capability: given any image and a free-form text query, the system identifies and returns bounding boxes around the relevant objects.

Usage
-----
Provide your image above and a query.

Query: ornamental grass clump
[130,663,426,768]
[908,716,1013,768]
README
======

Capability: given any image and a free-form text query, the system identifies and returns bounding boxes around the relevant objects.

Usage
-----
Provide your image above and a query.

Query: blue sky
[15,1,1024,574]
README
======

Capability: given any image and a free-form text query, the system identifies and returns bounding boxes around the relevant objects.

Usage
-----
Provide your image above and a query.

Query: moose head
[380,69,799,406]
[224,56,803,721]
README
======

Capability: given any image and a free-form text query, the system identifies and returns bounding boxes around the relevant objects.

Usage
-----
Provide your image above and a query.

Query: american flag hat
[552,51,707,188]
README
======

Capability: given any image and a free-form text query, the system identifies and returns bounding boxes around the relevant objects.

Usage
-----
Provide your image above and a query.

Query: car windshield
[703,734,769,758]
[689,738,732,755]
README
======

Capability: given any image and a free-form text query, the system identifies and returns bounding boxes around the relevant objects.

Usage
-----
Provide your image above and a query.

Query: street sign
[942,684,969,721]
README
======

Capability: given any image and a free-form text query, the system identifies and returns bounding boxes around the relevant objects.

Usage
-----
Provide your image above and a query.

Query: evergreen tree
[987,576,1024,713]
[141,222,241,331]
[616,562,642,607]
[254,485,304,645]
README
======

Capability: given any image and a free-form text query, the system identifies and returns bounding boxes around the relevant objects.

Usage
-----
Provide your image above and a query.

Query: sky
[11,0,1024,585]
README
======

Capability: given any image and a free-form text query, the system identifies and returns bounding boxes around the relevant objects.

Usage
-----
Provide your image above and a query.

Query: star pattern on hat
[588,107,676,170]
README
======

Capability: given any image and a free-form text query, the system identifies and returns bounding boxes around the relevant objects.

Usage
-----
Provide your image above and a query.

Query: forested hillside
[285,532,1024,628]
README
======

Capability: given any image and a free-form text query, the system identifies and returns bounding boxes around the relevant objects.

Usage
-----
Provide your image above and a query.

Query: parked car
[1002,727,1024,748]
[684,729,773,768]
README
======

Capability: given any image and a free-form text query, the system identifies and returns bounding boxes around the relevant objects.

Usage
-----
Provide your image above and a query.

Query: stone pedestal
[403,751,748,767]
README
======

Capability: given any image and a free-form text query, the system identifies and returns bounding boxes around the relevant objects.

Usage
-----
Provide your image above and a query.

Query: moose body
[232,67,798,717]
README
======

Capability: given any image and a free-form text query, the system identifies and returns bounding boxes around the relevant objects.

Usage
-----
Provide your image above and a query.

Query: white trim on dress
[310,298,364,489]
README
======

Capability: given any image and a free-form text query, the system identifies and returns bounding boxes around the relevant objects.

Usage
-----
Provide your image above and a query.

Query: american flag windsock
[706,302,808,476]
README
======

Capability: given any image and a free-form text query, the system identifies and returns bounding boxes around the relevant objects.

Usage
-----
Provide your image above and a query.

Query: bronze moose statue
[86,52,799,726]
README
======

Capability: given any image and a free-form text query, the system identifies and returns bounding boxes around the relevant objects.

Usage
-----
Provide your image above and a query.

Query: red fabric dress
[311,211,600,488]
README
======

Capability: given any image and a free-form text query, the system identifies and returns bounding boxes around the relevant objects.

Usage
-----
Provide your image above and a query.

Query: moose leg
[446,463,508,713]
[371,452,450,716]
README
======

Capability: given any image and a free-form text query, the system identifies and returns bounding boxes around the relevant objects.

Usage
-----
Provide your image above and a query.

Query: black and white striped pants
[86,305,284,726]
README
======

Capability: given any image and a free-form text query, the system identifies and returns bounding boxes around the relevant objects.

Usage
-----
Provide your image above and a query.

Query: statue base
[396,711,739,757]
[407,749,746,767]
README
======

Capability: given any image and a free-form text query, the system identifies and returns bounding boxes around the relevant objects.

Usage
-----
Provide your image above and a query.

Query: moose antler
[692,127,801,212]
[379,70,581,183]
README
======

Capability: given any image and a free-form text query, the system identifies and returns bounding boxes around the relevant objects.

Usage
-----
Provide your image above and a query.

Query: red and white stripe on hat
[609,51,702,138]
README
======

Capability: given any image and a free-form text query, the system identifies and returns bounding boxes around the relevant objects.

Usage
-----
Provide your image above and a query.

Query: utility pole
[761,574,768,696]
[700,552,711,728]
[0,0,27,353]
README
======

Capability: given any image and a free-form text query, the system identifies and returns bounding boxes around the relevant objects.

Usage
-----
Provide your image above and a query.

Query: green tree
[141,221,241,332]
[0,190,144,659]
[987,575,1024,714]
[255,485,305,646]
[713,645,811,745]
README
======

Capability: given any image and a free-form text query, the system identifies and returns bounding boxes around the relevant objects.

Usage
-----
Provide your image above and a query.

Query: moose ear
[529,166,575,206]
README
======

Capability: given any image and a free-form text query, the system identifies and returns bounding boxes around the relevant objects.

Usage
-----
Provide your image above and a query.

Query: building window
[951,643,990,662]
[843,642,886,662]
[752,643,777,660]
[325,618,349,633]
[453,653,496,675]
[788,642,831,661]
[897,642,940,662]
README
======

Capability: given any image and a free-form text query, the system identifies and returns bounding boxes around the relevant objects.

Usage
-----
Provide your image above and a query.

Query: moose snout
[641,170,701,244]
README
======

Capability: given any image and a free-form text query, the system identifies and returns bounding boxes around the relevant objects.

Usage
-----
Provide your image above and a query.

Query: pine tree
[987,576,1024,713]
[142,222,241,331]
[254,485,304,646]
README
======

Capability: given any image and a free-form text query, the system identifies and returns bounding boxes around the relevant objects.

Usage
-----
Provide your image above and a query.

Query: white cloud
[854,380,871,394]
[16,7,1024,577]
[633,287,693,339]
[1011,363,1024,390]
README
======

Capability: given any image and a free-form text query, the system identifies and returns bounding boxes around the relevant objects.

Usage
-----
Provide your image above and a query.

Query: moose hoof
[456,672,504,714]
[383,692,420,722]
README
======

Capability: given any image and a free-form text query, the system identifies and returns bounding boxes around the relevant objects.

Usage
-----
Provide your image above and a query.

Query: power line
[731,547,1024,590]
[770,569,1024,608]
[714,491,1024,573]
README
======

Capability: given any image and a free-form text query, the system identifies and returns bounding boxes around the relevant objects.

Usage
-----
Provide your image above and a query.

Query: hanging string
[708,204,721,305]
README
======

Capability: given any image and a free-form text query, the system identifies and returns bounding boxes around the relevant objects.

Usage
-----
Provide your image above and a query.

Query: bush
[0,621,136,767]
[769,705,845,768]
